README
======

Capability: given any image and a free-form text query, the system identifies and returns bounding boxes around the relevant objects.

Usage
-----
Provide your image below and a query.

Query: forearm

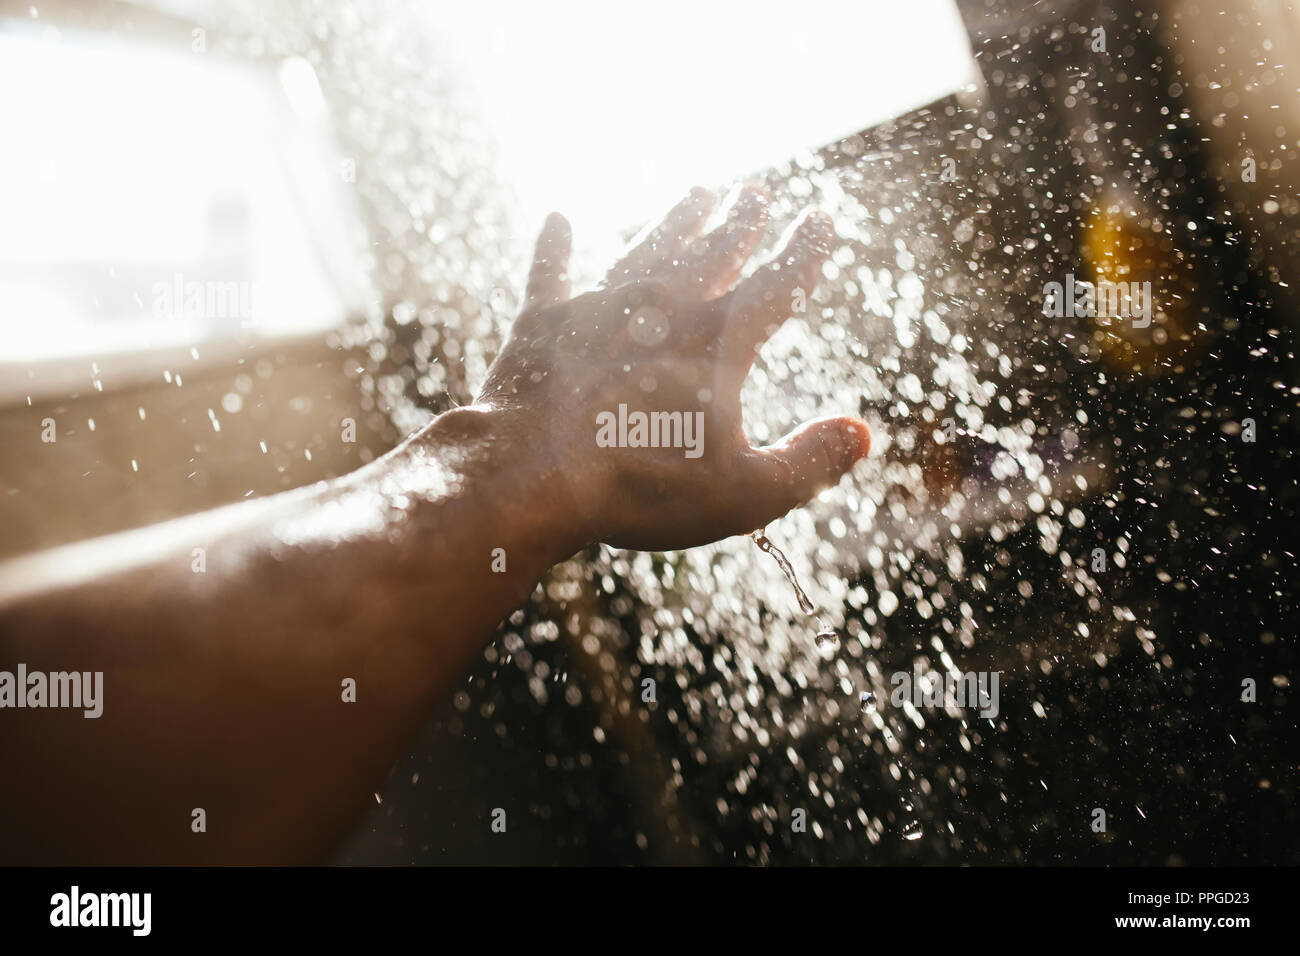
[0,405,582,864]
[0,186,863,865]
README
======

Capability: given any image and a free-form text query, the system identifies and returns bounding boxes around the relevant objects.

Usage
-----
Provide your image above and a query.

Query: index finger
[718,210,835,365]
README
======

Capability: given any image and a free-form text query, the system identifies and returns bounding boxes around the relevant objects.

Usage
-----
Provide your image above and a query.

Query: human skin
[0,185,870,864]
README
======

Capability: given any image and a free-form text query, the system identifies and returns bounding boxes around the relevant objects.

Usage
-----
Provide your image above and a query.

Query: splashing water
[217,0,1292,866]
[320,2,1120,860]
[749,531,816,613]
[751,530,843,653]
[813,628,840,652]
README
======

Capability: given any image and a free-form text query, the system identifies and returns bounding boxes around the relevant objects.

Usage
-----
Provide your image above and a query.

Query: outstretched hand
[0,184,876,866]
[473,185,872,552]
[0,184,872,866]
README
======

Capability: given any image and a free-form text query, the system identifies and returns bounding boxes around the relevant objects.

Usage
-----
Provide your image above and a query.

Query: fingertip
[840,416,872,462]
[677,187,716,221]
[808,415,870,472]
[686,186,715,207]
[543,211,571,239]
[667,187,716,234]
[798,209,835,250]
[527,213,573,307]
[732,182,771,220]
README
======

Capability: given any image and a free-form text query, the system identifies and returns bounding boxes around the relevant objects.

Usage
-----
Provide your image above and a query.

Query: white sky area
[0,2,975,382]
[435,0,977,249]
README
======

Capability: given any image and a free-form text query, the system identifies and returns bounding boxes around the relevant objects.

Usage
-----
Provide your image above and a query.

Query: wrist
[396,403,599,565]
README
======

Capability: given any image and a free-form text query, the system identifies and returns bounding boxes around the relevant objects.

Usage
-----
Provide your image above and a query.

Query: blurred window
[0,22,370,401]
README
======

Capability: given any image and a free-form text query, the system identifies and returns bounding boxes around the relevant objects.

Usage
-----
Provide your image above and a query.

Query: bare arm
[0,186,870,864]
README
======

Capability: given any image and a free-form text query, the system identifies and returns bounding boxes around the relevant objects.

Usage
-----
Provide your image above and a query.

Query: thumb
[738,416,872,528]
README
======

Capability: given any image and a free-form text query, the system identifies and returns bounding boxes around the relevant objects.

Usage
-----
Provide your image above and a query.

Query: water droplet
[902,821,923,841]
[751,531,816,614]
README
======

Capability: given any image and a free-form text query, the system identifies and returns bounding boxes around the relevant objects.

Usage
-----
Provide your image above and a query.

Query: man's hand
[0,185,872,864]
[467,185,871,552]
